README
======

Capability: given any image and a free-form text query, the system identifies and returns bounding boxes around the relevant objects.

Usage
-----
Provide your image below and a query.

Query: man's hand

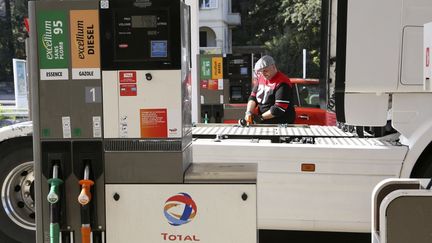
[241,112,264,126]
[253,114,264,124]
[245,111,253,125]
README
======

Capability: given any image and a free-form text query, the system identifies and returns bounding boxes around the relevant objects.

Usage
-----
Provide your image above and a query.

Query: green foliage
[233,0,322,78]
[0,0,28,83]
[0,104,5,120]
[0,104,16,121]
[281,0,321,31]
[233,0,284,46]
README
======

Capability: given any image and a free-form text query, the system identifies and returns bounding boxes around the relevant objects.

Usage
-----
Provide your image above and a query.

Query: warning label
[140,109,167,138]
[119,71,137,83]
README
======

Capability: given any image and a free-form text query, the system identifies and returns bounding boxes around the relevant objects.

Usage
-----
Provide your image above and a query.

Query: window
[199,0,217,9]
[199,31,207,47]
[297,84,320,108]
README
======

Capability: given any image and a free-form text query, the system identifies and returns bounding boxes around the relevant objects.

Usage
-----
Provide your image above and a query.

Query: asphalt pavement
[259,230,370,243]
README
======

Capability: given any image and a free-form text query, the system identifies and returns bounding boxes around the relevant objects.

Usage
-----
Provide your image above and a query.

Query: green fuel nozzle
[204,112,209,124]
[47,165,63,204]
[47,164,63,243]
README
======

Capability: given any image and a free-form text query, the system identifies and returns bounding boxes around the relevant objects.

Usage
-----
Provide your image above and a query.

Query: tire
[0,136,35,243]
[411,146,432,178]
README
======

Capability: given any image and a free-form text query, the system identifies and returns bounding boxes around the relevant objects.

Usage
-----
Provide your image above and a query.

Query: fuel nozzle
[204,112,209,124]
[47,164,63,204]
[78,163,94,243]
[78,164,94,206]
[47,163,63,243]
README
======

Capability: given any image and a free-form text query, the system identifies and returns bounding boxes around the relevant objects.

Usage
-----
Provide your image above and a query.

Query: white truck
[1,0,432,242]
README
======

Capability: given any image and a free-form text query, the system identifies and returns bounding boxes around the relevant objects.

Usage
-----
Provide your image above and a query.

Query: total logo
[169,127,179,136]
[162,193,200,241]
[163,193,197,226]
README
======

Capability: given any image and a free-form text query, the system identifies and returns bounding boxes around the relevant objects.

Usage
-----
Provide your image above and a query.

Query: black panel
[229,80,251,103]
[41,141,72,180]
[259,230,370,243]
[319,0,331,110]
[224,54,257,103]
[100,0,181,70]
[224,54,251,78]
[335,0,347,123]
[72,141,103,180]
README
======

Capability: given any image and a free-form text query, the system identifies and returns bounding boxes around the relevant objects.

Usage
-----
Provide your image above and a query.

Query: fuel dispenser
[199,53,261,123]
[30,0,256,243]
[30,1,105,242]
[199,54,227,123]
[222,53,260,123]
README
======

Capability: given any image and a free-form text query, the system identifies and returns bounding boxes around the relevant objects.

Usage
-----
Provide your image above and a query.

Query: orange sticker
[70,10,100,73]
[212,57,223,79]
[140,109,167,138]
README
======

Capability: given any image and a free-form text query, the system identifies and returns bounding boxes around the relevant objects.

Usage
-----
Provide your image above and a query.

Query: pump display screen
[131,15,157,28]
[100,0,183,70]
[113,10,171,62]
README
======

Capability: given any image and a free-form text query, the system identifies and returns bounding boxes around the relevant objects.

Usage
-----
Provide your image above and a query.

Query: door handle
[299,115,310,120]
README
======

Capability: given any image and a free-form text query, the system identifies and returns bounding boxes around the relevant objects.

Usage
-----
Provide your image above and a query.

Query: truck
[1,0,432,242]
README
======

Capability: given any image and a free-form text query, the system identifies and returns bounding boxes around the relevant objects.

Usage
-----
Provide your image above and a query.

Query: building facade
[199,0,241,54]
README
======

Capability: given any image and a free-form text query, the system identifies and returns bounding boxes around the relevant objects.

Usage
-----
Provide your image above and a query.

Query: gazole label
[37,10,69,80]
[70,10,101,80]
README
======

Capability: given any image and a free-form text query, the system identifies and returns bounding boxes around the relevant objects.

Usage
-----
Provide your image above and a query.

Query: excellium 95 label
[37,10,69,80]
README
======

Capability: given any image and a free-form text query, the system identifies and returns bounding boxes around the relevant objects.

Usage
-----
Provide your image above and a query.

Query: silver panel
[104,144,192,183]
[184,163,257,183]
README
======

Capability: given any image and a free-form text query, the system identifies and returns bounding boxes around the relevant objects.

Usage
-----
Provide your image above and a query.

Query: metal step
[192,124,357,138]
[315,137,393,146]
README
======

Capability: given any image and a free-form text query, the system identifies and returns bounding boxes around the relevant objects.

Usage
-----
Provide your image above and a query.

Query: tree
[0,0,14,84]
[0,0,28,85]
[274,0,321,77]
[233,0,284,46]
[233,0,321,78]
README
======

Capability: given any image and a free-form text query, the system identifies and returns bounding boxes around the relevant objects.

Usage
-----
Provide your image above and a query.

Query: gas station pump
[30,0,257,242]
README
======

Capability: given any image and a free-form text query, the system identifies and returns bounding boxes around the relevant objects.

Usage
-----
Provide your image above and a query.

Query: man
[245,55,296,124]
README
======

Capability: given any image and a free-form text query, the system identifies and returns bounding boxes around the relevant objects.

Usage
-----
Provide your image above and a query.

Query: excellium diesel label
[70,10,101,80]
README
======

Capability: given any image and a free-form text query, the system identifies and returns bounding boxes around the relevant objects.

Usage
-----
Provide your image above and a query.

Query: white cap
[254,55,275,71]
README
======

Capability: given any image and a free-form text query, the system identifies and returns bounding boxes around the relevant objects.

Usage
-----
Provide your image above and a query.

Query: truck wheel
[0,136,35,243]
[411,147,432,178]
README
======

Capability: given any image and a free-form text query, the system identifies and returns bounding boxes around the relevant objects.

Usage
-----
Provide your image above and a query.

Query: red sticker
[208,80,218,90]
[119,71,136,83]
[201,80,208,89]
[120,84,137,96]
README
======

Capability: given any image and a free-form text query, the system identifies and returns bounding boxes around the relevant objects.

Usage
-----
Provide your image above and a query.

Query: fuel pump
[30,0,257,243]
[30,1,104,243]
